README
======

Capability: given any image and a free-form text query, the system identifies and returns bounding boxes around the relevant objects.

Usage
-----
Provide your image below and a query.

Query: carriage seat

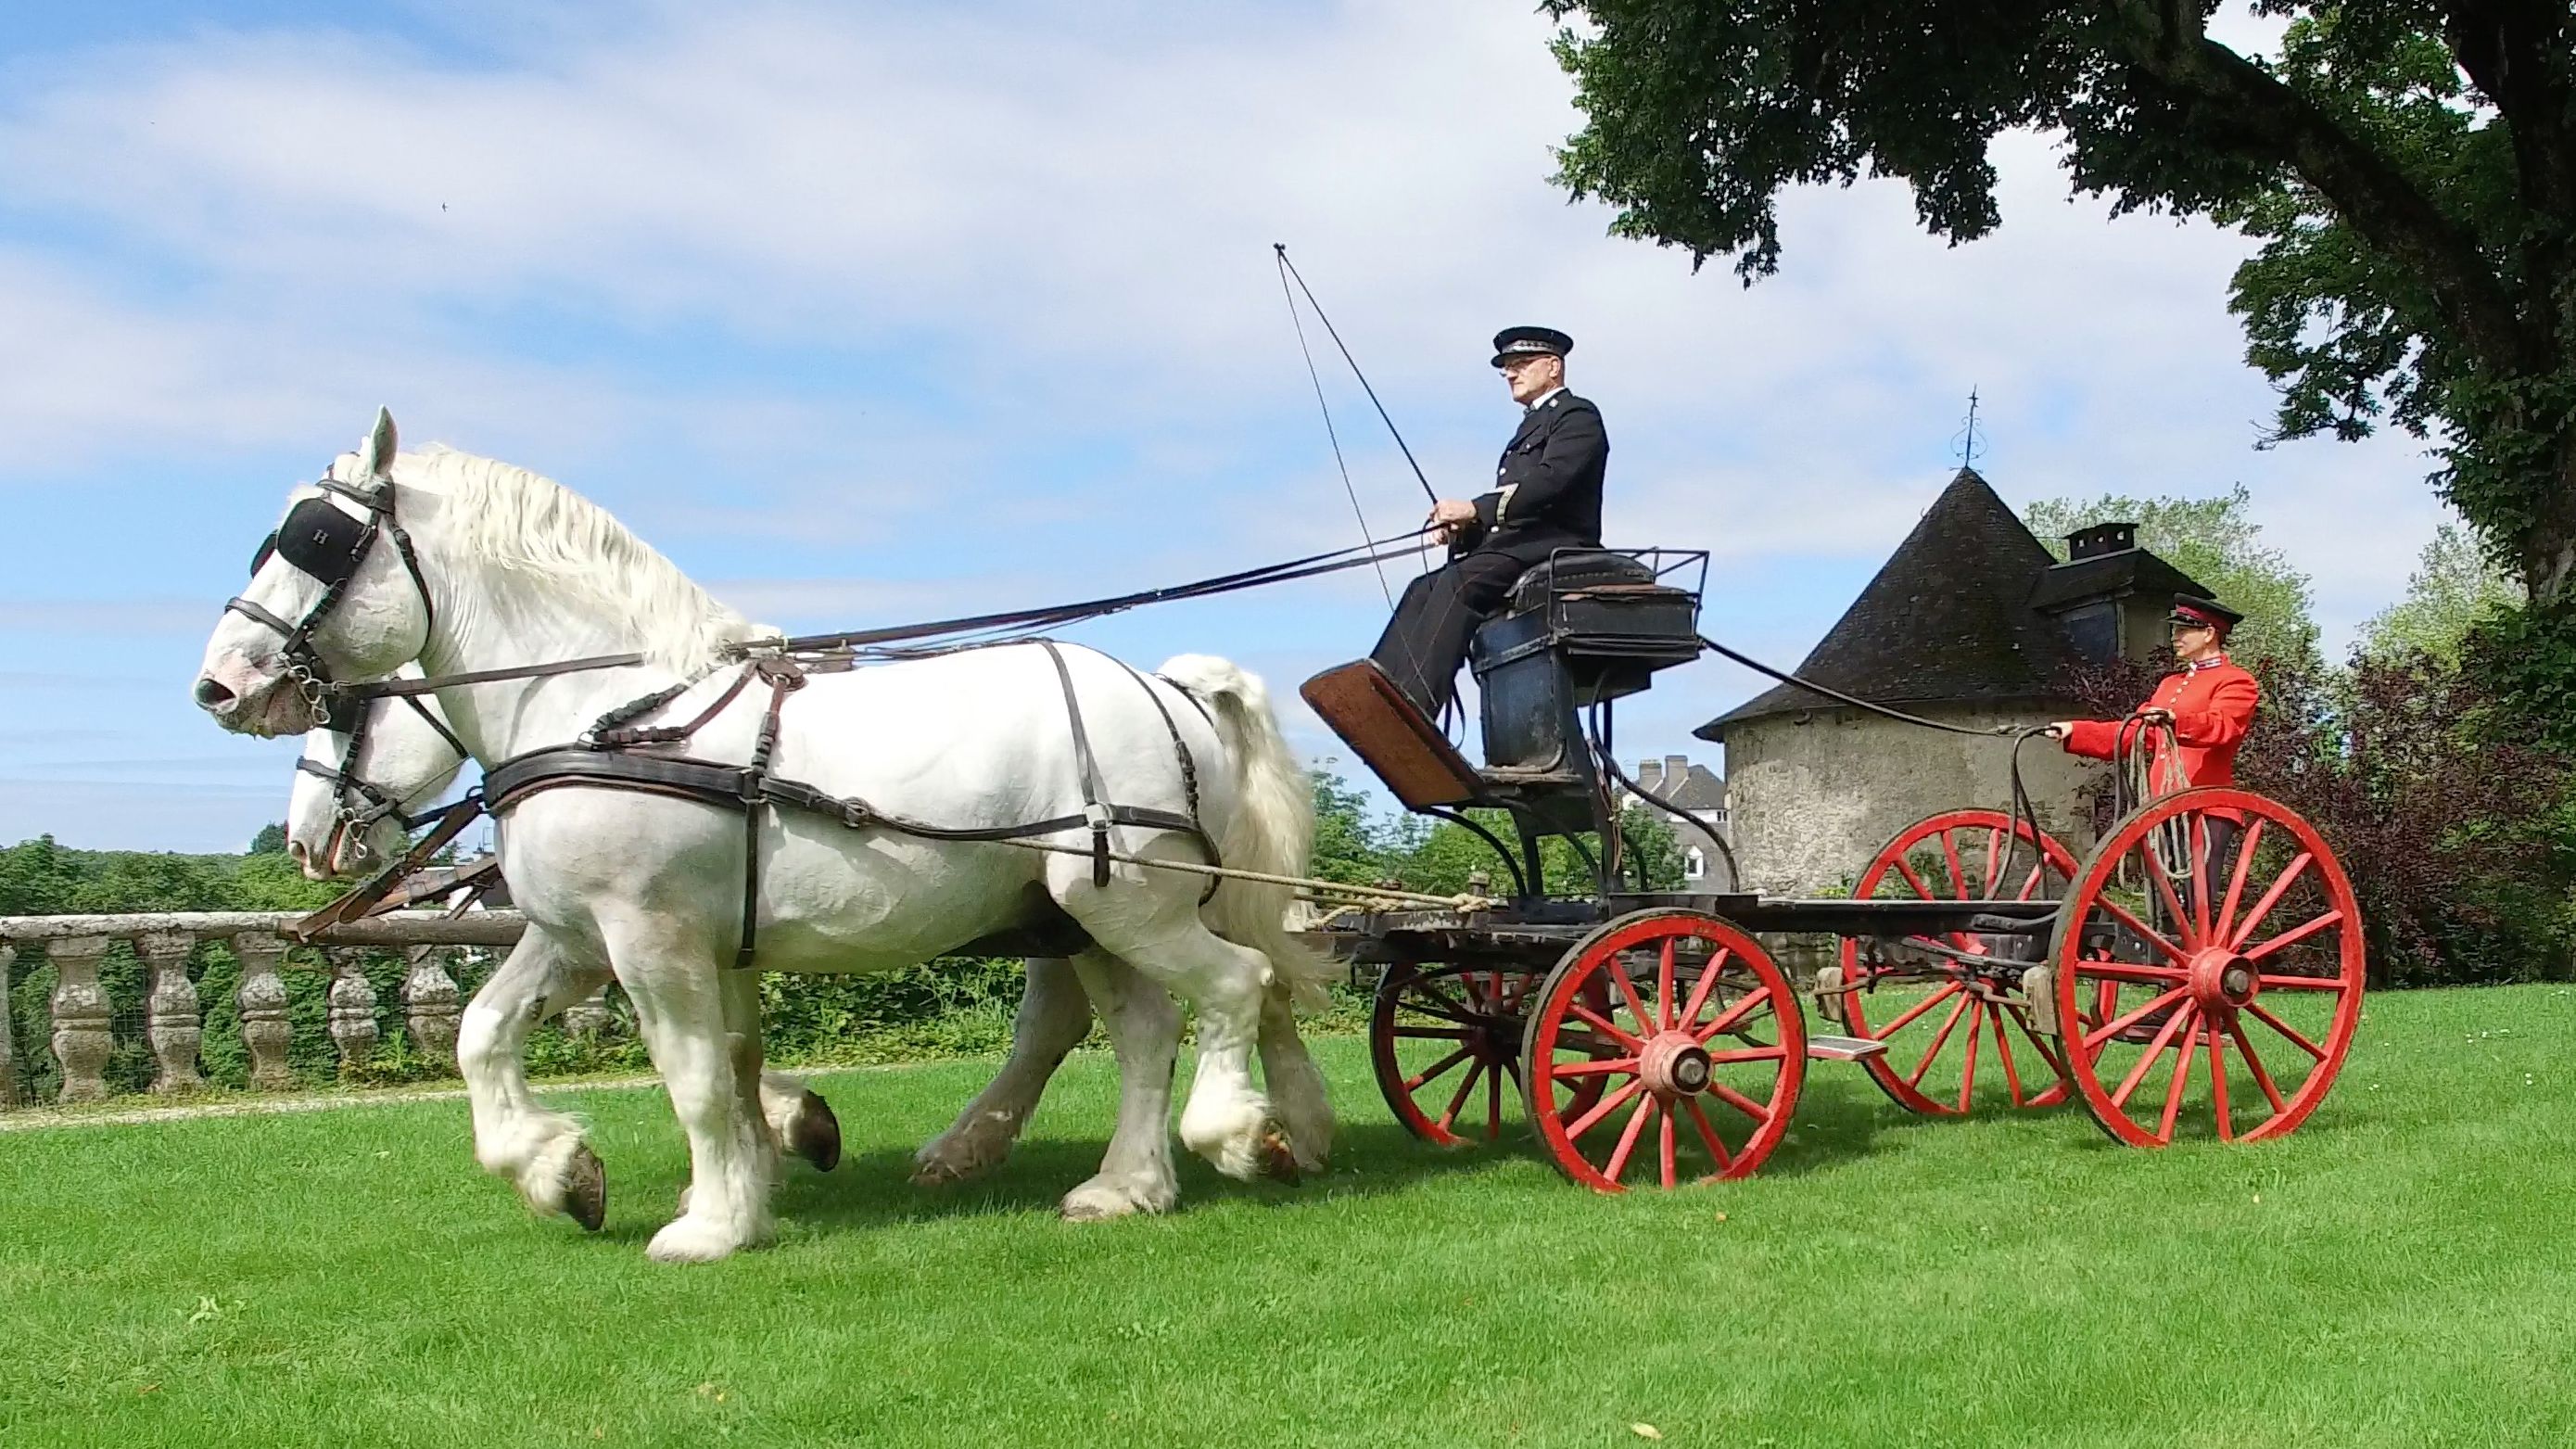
[1504,549,1660,614]
[1473,548,1702,706]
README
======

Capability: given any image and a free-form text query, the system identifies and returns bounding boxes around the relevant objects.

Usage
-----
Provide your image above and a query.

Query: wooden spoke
[1550,1056,1642,1077]
[2155,1022,2202,1144]
[2144,849,2200,950]
[1402,1046,1475,1093]
[2226,1016,2290,1114]
[2096,896,2189,966]
[1866,982,1962,1039]
[1392,1025,1475,1041]
[1907,995,1973,1088]
[1683,1098,1734,1171]
[1568,1001,1644,1050]
[2073,959,2189,987]
[1603,1095,1656,1182]
[1435,1062,1484,1133]
[1658,1103,1679,1190]
[1939,830,1970,899]
[1565,1078,1645,1140]
[1676,947,1732,1027]
[2108,1004,2200,1110]
[1691,986,1775,1046]
[2243,1002,2327,1061]
[1707,1079,1771,1123]
[1956,998,1983,1112]
[2246,911,2345,963]
[2207,1022,2233,1143]
[1607,959,1656,1035]
[2226,851,2316,950]
[2083,986,2190,1049]
[1893,857,1936,901]
[1988,1003,2026,1105]
[1656,939,1677,1032]
[2214,819,2266,944]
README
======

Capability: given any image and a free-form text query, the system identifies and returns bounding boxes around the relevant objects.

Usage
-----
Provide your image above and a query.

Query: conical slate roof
[1697,467,2079,739]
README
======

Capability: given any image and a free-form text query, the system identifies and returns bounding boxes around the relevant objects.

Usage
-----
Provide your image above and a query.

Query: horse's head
[195,408,435,735]
[286,680,470,880]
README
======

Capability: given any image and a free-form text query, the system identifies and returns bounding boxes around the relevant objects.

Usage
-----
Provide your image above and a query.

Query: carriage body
[1304,549,2368,1192]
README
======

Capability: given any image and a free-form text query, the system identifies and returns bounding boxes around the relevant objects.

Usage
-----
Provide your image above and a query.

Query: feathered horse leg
[458,931,611,1229]
[914,955,1094,1185]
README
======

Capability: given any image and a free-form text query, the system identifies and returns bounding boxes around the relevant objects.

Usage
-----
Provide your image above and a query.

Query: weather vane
[1952,387,1986,470]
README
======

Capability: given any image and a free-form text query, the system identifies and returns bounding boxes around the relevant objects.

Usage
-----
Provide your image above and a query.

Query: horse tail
[1156,654,1336,1010]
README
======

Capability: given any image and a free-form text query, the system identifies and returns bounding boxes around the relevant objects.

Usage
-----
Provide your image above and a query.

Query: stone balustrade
[0,909,612,1110]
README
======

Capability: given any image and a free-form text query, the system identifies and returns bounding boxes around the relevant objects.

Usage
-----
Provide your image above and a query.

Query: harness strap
[592,666,761,749]
[735,658,808,969]
[1036,642,1114,887]
[286,789,490,942]
[348,652,650,699]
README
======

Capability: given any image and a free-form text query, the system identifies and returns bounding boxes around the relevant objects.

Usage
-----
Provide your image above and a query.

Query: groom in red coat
[2046,593,2261,871]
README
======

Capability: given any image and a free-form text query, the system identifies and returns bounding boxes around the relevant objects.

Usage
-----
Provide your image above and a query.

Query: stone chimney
[1635,758,1665,794]
[2066,521,2138,560]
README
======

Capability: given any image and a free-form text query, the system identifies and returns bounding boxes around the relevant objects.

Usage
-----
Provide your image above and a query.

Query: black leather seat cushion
[1507,550,1658,612]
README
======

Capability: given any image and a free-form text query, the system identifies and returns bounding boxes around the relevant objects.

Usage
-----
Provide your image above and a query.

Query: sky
[0,1,2455,854]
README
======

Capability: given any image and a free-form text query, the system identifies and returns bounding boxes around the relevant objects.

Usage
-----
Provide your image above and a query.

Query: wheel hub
[2189,947,2259,1010]
[1639,1031,1712,1098]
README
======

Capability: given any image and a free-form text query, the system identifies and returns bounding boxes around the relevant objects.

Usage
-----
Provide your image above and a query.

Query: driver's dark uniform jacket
[1370,389,1609,718]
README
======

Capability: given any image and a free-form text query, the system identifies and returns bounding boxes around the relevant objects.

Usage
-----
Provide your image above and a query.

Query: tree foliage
[2024,484,2322,669]
[1547,2,2576,608]
[2358,520,2525,664]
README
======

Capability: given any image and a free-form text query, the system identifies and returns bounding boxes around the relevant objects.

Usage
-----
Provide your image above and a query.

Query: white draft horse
[282,676,1188,1203]
[209,410,1333,1262]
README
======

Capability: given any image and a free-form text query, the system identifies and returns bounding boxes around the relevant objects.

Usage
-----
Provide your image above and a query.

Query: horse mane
[387,445,773,672]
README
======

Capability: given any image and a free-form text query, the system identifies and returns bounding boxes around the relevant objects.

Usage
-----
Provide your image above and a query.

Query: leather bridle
[295,690,472,869]
[226,477,438,727]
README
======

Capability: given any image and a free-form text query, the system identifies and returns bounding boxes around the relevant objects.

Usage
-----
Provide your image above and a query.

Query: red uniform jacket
[2062,657,2261,794]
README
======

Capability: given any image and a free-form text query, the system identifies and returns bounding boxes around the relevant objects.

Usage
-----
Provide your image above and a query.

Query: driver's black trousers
[1368,552,1528,720]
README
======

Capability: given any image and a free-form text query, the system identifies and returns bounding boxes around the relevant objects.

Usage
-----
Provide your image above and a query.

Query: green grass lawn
[5,984,2573,1448]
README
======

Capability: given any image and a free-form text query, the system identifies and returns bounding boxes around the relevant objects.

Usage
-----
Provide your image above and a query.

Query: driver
[1368,325,1608,718]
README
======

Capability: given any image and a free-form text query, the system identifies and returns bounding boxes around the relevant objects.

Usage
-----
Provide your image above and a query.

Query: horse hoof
[564,1144,607,1232]
[790,1090,842,1173]
[1258,1126,1301,1185]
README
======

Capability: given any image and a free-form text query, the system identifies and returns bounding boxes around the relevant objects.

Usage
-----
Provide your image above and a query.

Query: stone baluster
[562,984,616,1038]
[0,943,19,1108]
[326,951,380,1074]
[138,931,204,1094]
[401,947,462,1072]
[232,933,296,1091]
[47,936,113,1104]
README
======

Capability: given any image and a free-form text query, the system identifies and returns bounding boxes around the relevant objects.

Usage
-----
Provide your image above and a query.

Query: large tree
[1547,2,2576,605]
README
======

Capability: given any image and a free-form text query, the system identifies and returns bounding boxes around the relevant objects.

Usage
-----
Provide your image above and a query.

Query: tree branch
[2103,0,2533,375]
[2443,0,2574,349]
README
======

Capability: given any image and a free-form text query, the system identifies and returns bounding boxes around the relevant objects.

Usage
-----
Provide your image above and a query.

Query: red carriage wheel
[1369,962,1542,1146]
[1521,910,1805,1191]
[1839,809,2077,1115]
[2050,788,2366,1148]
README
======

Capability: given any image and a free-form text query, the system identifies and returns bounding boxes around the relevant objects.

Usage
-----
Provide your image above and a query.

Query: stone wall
[1719,701,2100,895]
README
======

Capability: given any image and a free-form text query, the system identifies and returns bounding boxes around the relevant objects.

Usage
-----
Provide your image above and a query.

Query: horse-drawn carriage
[1302,548,2367,1191]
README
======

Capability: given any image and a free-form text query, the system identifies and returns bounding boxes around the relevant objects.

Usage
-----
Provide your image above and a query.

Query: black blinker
[250,530,279,578]
[275,496,373,585]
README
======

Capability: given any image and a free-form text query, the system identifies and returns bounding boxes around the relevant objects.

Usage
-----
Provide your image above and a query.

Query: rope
[991,834,1490,912]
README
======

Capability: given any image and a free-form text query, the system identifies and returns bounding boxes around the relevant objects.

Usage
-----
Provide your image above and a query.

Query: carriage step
[1805,1035,1890,1062]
